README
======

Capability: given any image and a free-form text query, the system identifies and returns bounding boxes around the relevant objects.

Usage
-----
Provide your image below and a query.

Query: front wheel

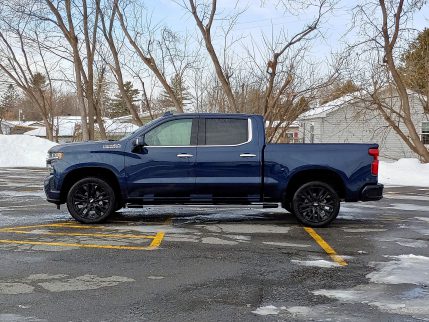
[66,177,116,224]
[292,181,340,227]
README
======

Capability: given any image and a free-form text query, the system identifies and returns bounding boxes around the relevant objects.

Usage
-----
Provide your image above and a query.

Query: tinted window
[145,119,192,146]
[205,118,248,145]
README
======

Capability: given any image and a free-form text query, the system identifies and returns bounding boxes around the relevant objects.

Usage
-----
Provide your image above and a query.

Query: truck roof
[162,111,258,118]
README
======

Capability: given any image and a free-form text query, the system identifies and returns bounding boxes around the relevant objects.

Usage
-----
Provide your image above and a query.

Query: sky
[143,0,429,61]
[0,0,428,97]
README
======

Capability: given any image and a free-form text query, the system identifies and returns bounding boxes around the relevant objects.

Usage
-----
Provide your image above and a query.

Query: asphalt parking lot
[0,168,428,321]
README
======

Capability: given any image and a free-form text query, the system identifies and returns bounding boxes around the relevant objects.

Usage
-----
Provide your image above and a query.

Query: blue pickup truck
[44,112,383,227]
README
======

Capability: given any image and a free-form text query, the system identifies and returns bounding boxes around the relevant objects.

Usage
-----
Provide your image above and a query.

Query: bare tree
[44,0,107,140]
[98,1,143,125]
[0,11,56,141]
[114,0,186,113]
[349,0,429,162]
[185,0,239,112]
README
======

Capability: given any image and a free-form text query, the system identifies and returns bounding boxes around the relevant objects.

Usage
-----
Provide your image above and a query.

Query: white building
[298,91,429,161]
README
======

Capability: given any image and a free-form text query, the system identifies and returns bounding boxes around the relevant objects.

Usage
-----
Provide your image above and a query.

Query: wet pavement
[0,168,428,321]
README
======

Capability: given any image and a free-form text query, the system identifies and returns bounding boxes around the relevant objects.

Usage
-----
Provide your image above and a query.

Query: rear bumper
[360,184,383,201]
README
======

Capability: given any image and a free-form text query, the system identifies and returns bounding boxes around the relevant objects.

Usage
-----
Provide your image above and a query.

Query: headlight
[47,152,64,161]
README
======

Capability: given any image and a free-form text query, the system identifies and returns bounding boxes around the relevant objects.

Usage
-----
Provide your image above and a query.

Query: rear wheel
[66,177,116,224]
[292,181,340,227]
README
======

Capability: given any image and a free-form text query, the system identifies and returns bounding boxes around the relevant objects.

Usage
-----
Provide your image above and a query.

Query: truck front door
[194,117,261,202]
[125,118,197,202]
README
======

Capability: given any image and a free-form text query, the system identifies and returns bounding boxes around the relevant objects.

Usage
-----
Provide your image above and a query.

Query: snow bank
[0,135,57,168]
[379,158,429,187]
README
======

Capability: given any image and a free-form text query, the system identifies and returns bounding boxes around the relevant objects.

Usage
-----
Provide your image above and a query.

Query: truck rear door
[193,116,261,202]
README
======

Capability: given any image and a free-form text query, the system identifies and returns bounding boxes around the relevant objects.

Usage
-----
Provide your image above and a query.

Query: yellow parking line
[0,223,70,231]
[304,227,348,267]
[0,223,108,232]
[1,230,156,239]
[0,239,157,251]
[148,232,165,249]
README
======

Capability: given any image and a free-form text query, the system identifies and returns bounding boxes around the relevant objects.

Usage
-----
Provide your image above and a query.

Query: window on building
[204,118,249,145]
[309,124,315,143]
[422,122,429,145]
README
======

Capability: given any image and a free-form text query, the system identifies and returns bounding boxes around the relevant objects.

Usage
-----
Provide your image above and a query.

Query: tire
[291,181,340,227]
[66,177,116,224]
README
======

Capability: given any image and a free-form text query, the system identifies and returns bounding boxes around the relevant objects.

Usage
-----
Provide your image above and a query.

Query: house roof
[1,120,15,127]
[300,94,358,119]
[300,88,427,120]
[265,120,300,128]
[23,118,139,137]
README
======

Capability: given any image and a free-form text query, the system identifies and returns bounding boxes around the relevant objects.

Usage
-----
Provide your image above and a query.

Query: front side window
[204,118,249,145]
[145,119,192,146]
[422,122,429,145]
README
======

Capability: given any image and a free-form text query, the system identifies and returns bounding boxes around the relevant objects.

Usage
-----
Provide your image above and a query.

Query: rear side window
[204,118,249,145]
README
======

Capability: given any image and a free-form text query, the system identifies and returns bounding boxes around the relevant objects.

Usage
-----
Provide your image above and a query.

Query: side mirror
[132,136,145,147]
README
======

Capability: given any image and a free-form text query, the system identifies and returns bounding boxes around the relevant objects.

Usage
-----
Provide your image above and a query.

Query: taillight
[369,148,379,176]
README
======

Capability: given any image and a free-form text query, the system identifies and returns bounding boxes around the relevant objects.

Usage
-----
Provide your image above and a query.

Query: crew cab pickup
[45,112,383,227]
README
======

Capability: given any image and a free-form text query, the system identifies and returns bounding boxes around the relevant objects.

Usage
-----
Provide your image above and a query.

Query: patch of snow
[0,135,57,167]
[0,190,46,198]
[367,255,429,285]
[384,194,429,202]
[314,284,429,320]
[251,305,285,316]
[201,237,238,245]
[396,240,427,248]
[342,228,387,233]
[387,204,429,212]
[415,217,429,223]
[379,159,429,187]
[300,94,357,119]
[291,259,339,268]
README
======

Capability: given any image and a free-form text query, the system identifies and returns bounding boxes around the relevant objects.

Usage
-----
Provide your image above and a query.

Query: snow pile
[0,135,57,167]
[379,158,429,187]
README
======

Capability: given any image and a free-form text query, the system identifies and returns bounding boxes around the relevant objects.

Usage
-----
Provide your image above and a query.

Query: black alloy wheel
[292,181,340,227]
[66,177,115,223]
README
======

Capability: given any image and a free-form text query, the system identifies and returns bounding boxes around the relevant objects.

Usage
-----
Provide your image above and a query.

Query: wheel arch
[284,168,346,202]
[60,166,123,205]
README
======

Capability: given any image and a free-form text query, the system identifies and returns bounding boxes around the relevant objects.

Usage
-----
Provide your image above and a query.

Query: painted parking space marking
[304,227,348,267]
[0,236,164,251]
[0,221,167,251]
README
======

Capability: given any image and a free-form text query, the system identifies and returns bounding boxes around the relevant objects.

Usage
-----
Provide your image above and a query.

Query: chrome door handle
[240,153,256,158]
[177,153,194,158]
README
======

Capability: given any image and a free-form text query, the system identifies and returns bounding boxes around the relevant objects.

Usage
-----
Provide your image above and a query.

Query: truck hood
[48,140,125,153]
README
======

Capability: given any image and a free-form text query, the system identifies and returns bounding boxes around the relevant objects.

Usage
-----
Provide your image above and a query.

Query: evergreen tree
[0,84,18,133]
[160,74,191,109]
[108,81,140,118]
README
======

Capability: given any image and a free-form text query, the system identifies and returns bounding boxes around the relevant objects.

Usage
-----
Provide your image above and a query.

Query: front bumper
[44,175,61,204]
[360,184,384,201]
